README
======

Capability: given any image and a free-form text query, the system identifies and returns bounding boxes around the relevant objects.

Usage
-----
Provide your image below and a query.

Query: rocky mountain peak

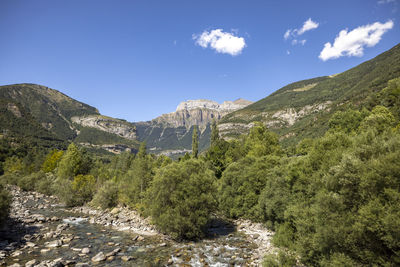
[175,98,252,113]
[152,98,253,129]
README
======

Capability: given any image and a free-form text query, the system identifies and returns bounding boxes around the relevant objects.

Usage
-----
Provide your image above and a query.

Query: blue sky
[0,0,399,122]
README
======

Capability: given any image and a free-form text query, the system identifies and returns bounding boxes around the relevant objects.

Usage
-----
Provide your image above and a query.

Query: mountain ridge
[219,43,400,144]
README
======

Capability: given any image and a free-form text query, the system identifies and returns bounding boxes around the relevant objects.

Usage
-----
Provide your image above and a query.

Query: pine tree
[137,142,147,158]
[211,120,219,146]
[192,125,199,158]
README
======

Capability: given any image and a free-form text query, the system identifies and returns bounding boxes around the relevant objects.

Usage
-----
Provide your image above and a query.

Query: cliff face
[71,115,137,140]
[218,101,333,139]
[134,98,252,154]
[152,99,253,129]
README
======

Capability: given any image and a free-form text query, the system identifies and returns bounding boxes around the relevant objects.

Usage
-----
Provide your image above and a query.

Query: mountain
[2,44,398,155]
[0,84,139,154]
[219,43,400,145]
[0,83,251,156]
[134,99,252,156]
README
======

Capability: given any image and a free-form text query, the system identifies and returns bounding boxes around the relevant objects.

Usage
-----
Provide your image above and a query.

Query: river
[0,187,274,266]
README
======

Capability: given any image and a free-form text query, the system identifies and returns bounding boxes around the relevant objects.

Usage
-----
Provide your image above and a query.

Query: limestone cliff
[134,98,252,154]
[71,115,137,140]
[152,99,253,129]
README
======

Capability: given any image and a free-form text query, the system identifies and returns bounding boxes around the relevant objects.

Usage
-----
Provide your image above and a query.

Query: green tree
[119,154,154,208]
[210,120,219,146]
[71,174,96,205]
[218,155,280,220]
[360,105,396,133]
[41,149,64,173]
[206,120,229,178]
[57,143,92,180]
[192,125,199,158]
[137,142,147,159]
[378,77,400,119]
[245,122,281,157]
[147,159,216,240]
[328,109,368,134]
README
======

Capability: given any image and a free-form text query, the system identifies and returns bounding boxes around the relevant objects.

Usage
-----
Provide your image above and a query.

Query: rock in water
[46,240,62,248]
[121,256,132,262]
[91,252,106,262]
[81,247,90,254]
[25,259,37,267]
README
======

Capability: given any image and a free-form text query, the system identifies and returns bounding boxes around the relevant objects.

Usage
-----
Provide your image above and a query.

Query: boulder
[91,252,106,262]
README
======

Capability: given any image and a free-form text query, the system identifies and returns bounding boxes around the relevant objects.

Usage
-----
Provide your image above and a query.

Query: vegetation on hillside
[0,83,139,155]
[222,43,400,146]
[0,83,99,140]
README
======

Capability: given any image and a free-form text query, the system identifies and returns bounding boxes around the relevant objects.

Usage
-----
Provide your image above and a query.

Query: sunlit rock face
[153,99,253,129]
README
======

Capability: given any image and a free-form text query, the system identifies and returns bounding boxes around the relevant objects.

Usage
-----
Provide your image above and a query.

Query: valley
[1,43,399,266]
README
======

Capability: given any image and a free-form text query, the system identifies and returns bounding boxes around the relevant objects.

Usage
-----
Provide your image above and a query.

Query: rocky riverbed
[0,186,276,266]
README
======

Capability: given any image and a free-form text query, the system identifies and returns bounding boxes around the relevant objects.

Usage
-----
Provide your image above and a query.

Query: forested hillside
[0,83,139,156]
[220,43,400,145]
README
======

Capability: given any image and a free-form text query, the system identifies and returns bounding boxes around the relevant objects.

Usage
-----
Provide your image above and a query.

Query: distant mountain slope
[220,43,400,144]
[0,98,66,150]
[0,84,99,140]
[135,99,252,155]
[0,83,139,154]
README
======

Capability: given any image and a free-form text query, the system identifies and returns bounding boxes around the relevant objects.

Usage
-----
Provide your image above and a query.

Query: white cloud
[291,39,307,46]
[193,29,246,56]
[284,18,319,41]
[284,29,291,40]
[286,50,291,55]
[319,20,394,61]
[297,18,319,35]
[378,0,395,4]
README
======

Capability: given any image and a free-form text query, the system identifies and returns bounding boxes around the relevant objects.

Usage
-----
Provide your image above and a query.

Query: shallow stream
[1,188,258,266]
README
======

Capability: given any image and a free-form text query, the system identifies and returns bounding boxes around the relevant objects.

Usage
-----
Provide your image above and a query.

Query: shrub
[263,251,297,267]
[55,174,96,207]
[36,172,56,195]
[71,174,96,205]
[218,155,280,220]
[0,184,11,224]
[17,171,44,191]
[91,180,119,209]
[147,159,216,240]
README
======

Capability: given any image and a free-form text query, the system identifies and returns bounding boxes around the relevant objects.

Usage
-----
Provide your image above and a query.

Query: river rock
[91,252,106,262]
[11,250,22,257]
[110,208,120,215]
[48,258,63,267]
[81,247,90,254]
[40,248,51,253]
[25,259,37,267]
[105,248,121,257]
[46,240,62,248]
[25,242,36,248]
[121,256,132,262]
